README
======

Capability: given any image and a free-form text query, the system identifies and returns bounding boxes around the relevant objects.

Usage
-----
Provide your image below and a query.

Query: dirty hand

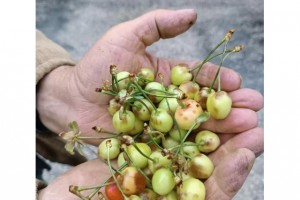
[37,9,264,200]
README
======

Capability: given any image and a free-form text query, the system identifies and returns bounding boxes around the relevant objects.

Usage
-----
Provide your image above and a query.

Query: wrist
[36,65,76,134]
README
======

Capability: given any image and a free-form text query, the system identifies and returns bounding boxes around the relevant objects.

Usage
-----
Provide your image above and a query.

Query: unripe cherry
[178,177,206,200]
[158,97,179,115]
[137,68,155,86]
[206,90,232,119]
[160,190,178,200]
[174,99,203,130]
[188,153,214,179]
[127,117,144,135]
[108,98,121,116]
[166,84,178,92]
[169,126,187,142]
[170,64,193,86]
[150,108,173,133]
[152,168,176,196]
[167,85,186,100]
[195,130,220,153]
[117,152,126,168]
[162,136,179,150]
[127,143,152,169]
[194,87,215,110]
[139,189,158,200]
[144,82,166,103]
[112,110,135,133]
[178,81,200,100]
[182,142,200,158]
[116,71,130,90]
[132,99,154,121]
[98,138,121,160]
[148,150,172,173]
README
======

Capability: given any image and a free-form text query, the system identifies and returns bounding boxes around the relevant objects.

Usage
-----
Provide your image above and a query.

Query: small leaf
[61,131,76,141]
[65,142,75,155]
[68,121,79,133]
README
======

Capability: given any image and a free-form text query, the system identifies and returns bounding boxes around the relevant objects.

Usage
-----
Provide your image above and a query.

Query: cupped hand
[38,128,264,200]
[37,9,242,141]
[37,9,264,200]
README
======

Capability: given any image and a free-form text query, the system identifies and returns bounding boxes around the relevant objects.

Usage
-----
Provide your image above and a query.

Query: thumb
[110,9,197,47]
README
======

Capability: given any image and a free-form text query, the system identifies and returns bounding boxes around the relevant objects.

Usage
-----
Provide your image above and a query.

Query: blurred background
[36,0,264,199]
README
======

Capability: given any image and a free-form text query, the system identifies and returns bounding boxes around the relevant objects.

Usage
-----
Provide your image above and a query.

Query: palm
[71,34,162,138]
[69,11,195,139]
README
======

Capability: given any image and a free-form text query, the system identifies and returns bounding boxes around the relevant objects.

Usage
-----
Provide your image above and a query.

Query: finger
[168,60,242,92]
[38,159,111,200]
[205,148,255,200]
[103,9,197,51]
[200,108,259,134]
[230,88,264,111]
[209,127,264,166]
[125,9,197,47]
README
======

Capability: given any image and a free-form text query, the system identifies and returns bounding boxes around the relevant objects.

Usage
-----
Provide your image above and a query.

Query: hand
[37,9,264,199]
[38,128,263,200]
[37,9,239,143]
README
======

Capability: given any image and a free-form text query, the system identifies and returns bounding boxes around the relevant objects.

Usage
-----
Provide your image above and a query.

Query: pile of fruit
[63,29,243,200]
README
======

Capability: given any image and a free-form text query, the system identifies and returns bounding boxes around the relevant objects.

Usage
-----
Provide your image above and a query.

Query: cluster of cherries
[65,30,243,200]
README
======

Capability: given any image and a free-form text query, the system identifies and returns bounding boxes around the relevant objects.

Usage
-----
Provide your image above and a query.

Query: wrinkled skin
[37,9,264,200]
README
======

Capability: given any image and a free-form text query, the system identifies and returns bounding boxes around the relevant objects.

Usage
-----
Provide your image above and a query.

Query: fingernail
[176,9,197,27]
[239,73,244,88]
[177,8,196,13]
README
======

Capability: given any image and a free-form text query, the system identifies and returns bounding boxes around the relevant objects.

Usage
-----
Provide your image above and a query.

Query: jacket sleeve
[36,30,77,199]
[36,30,76,84]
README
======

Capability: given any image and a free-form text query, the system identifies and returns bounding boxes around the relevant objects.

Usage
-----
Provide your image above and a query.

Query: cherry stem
[209,41,233,92]
[68,151,128,199]
[142,89,177,98]
[76,181,114,192]
[97,89,117,96]
[131,82,157,110]
[174,121,197,157]
[192,38,226,83]
[175,112,210,156]
[189,49,233,72]
[122,149,152,184]
[147,134,164,150]
[132,142,155,162]
[132,98,153,114]
[69,186,90,200]
[111,73,121,92]
[92,126,120,136]
[106,143,129,200]
[78,136,118,140]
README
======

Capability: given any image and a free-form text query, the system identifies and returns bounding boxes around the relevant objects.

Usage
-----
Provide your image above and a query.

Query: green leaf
[196,112,210,124]
[61,131,76,140]
[68,121,79,133]
[65,142,75,155]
